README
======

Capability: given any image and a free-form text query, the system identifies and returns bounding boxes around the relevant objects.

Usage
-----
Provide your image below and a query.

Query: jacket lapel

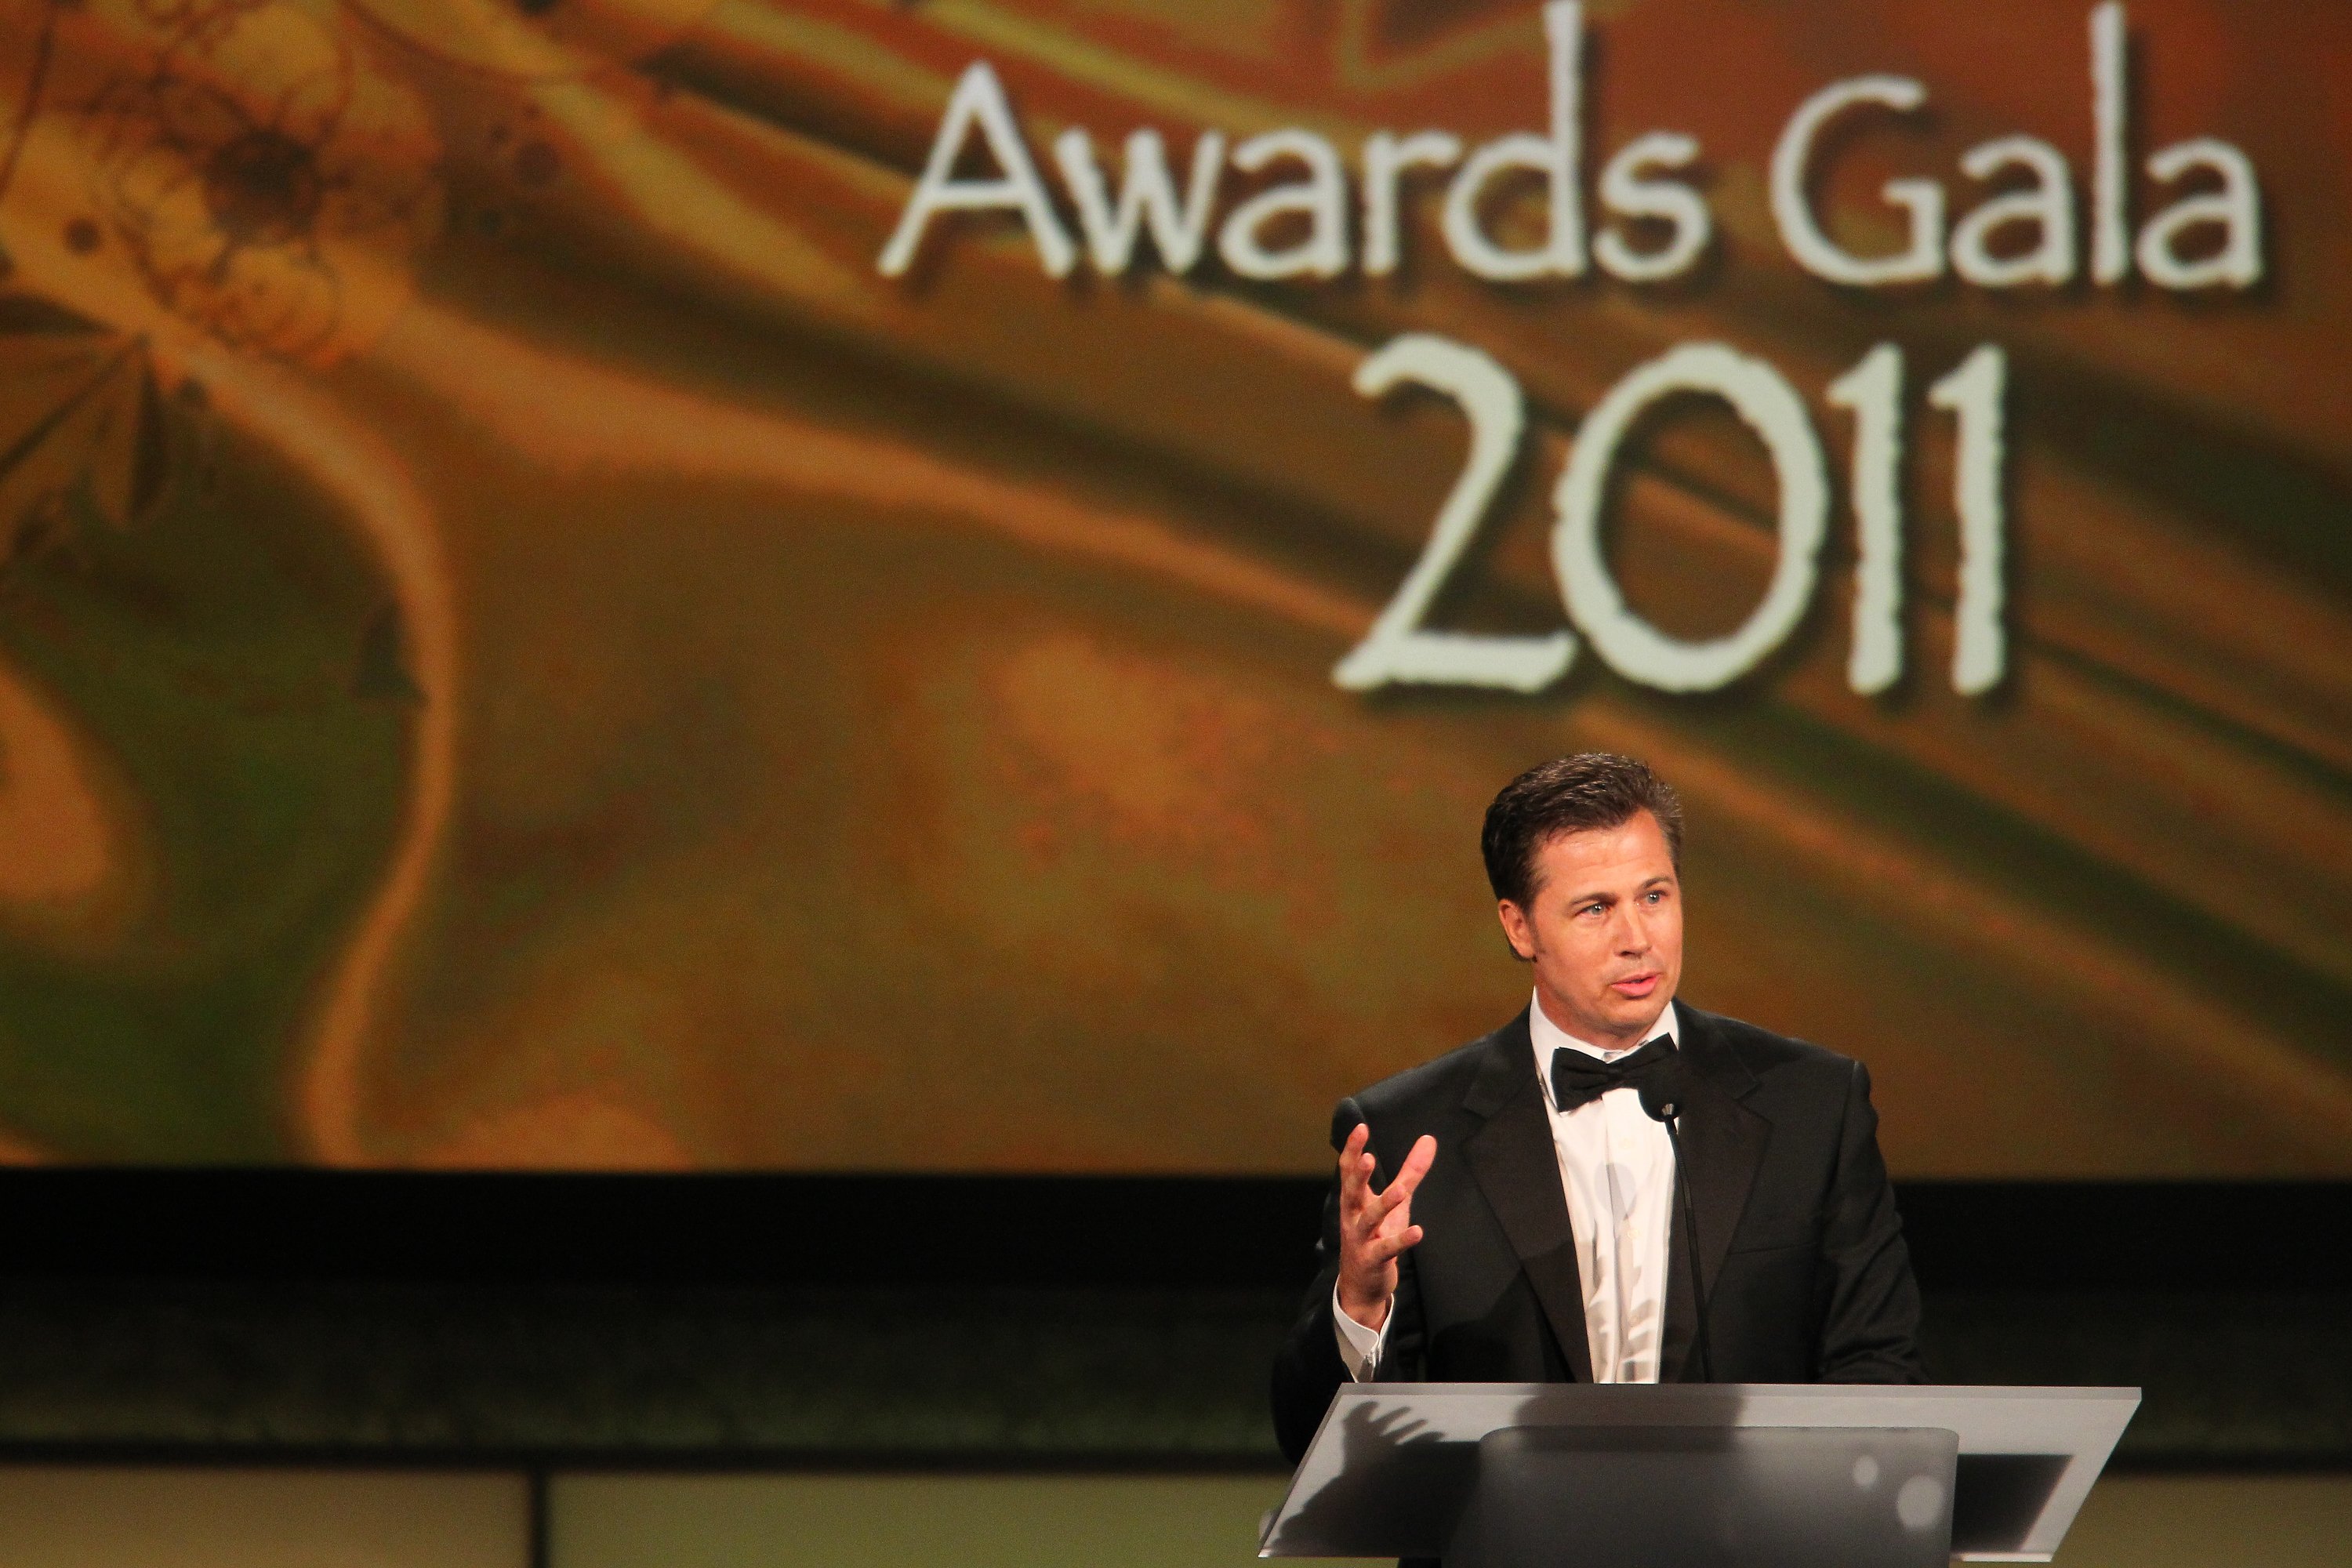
[1661,1004,1769,1381]
[1461,1009,1595,1384]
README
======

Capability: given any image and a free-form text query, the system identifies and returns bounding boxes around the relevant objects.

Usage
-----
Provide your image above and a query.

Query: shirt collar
[1529,988,1679,1074]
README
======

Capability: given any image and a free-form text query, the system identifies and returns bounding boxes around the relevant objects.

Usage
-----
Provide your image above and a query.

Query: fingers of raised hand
[1346,1180,1399,1251]
[1370,1134,1436,1215]
[1375,1191,1414,1241]
[1400,1134,1438,1182]
[1345,1156,1379,1224]
[1338,1123,1372,1202]
[1361,1222,1425,1263]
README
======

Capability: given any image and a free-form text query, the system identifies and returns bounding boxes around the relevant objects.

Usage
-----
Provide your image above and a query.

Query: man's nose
[1613,909,1650,954]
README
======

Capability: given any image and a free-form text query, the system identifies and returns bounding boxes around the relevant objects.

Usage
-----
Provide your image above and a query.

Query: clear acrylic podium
[1260,1384,2139,1568]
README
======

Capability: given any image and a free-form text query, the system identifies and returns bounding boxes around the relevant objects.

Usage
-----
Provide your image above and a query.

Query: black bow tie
[1549,1036,1677,1112]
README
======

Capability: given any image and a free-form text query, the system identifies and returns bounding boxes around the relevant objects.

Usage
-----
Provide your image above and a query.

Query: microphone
[1638,1058,1715,1383]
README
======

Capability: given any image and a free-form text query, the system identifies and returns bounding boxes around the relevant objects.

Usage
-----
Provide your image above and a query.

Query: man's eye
[1645,890,1664,904]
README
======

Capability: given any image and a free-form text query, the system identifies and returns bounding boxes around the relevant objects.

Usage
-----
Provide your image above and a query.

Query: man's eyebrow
[1565,875,1675,905]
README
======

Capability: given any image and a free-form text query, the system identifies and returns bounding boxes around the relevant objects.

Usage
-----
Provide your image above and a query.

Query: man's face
[1496,810,1682,1047]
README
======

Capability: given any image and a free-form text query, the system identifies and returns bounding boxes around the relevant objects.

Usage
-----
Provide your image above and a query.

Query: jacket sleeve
[1813,1060,1928,1383]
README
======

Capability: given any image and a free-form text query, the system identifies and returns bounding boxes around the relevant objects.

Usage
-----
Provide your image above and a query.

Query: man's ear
[1496,899,1537,963]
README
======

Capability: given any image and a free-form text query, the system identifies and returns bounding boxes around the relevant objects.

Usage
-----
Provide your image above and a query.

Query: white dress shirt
[1334,995,1680,1384]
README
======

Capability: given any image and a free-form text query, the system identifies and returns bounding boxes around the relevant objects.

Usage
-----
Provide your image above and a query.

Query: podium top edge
[1342,1381,2143,1401]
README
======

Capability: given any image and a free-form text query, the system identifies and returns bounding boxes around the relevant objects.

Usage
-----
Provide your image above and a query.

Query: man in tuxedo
[1272,753,1924,1464]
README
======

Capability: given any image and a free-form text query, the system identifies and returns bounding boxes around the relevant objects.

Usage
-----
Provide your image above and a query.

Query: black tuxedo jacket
[1271,1003,1925,1463]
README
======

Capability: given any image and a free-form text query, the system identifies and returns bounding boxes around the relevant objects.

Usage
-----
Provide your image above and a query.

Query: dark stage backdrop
[0,0,2346,1174]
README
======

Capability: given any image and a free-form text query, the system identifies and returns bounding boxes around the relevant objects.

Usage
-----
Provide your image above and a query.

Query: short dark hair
[1481,753,1683,909]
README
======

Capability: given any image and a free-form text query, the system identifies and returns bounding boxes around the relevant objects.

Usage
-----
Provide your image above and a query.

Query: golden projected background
[0,0,2346,1173]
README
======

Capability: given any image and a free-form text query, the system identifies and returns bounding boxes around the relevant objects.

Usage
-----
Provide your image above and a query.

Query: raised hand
[1334,1123,1436,1332]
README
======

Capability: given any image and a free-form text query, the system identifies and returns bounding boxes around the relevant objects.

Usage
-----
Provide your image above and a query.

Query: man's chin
[1592,986,1671,1036]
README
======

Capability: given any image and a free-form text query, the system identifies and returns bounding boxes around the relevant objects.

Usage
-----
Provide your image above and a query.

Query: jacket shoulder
[1688,1004,1864,1087]
[1347,1018,1518,1123]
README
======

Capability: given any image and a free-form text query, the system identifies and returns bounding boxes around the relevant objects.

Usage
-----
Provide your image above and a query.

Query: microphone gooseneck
[1639,1064,1715,1383]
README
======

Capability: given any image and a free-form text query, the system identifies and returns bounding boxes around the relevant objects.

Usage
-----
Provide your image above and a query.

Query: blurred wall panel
[0,1467,528,1568]
[551,1473,1375,1568]
[2056,1476,2352,1568]
[549,1472,2352,1568]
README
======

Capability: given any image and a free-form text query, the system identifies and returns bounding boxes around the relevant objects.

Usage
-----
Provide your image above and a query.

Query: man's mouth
[1609,972,1661,999]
